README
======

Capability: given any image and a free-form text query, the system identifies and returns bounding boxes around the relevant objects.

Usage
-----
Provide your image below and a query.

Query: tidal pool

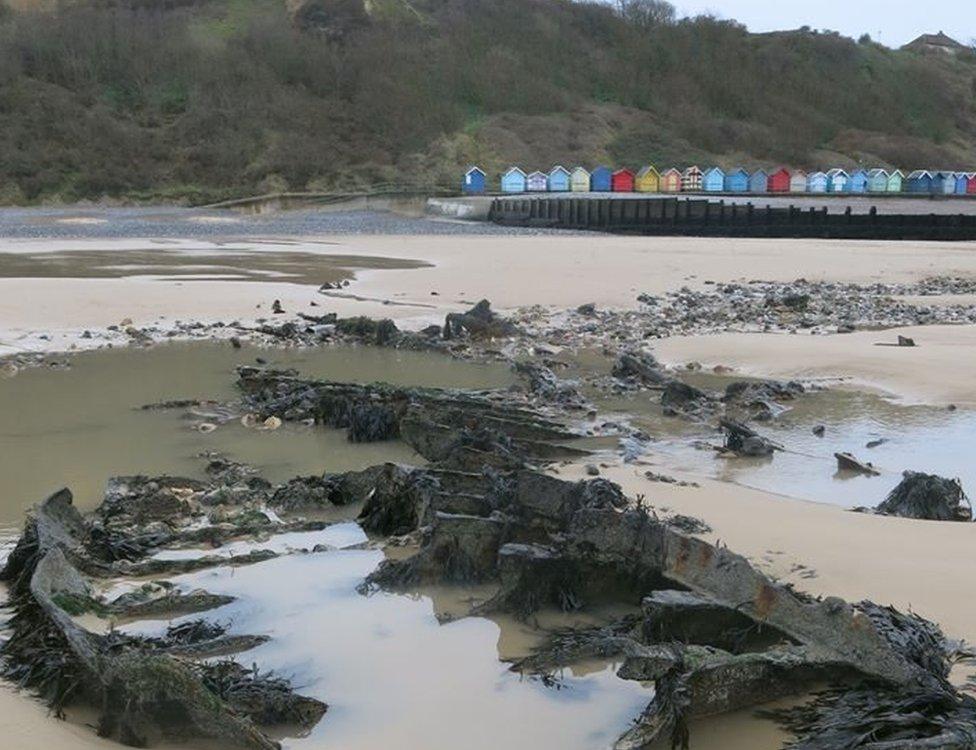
[0,246,430,286]
[0,341,514,531]
[117,524,654,750]
[574,356,976,509]
[2,341,934,750]
[645,388,976,509]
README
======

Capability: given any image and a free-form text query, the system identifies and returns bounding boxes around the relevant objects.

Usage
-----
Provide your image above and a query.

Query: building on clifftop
[902,32,967,55]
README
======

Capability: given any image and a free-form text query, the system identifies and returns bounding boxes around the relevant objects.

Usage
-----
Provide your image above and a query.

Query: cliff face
[0,0,974,203]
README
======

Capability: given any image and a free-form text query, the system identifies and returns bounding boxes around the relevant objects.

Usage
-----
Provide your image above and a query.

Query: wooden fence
[488,197,976,241]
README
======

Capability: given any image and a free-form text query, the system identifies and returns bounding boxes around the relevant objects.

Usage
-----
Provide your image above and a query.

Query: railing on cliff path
[196,184,458,211]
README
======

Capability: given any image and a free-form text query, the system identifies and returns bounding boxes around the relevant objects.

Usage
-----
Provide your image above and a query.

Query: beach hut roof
[792,169,808,176]
[613,167,634,175]
[908,170,932,178]
[704,166,725,175]
[549,165,570,176]
[504,166,527,177]
[527,170,546,179]
[637,166,659,176]
[751,168,768,175]
[571,166,590,175]
[663,167,681,175]
[890,169,905,177]
[683,165,702,173]
[827,168,849,177]
[867,168,888,177]
[464,166,485,176]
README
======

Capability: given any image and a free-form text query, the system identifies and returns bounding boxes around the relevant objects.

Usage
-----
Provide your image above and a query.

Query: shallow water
[0,247,429,285]
[579,360,976,508]
[648,388,976,508]
[119,524,655,750]
[0,342,514,531]
[2,342,955,750]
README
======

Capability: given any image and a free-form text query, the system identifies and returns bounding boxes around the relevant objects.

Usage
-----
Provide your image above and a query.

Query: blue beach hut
[867,169,889,193]
[548,166,571,192]
[887,170,904,193]
[526,171,548,192]
[702,167,725,192]
[590,166,612,192]
[461,166,486,195]
[748,169,769,193]
[955,173,969,195]
[501,167,527,194]
[932,171,954,195]
[849,170,869,193]
[827,169,849,193]
[807,172,828,193]
[724,168,749,192]
[907,170,933,194]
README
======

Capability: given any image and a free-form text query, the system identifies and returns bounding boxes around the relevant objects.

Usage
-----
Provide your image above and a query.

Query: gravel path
[0,207,573,240]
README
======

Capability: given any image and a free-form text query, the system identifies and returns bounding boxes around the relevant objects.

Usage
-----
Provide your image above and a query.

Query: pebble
[514,276,976,354]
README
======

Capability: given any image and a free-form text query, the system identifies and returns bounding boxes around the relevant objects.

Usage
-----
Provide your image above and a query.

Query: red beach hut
[611,168,635,192]
[768,168,791,193]
[968,174,976,195]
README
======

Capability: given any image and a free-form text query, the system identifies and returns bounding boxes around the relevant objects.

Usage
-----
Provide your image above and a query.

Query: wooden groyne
[488,196,976,240]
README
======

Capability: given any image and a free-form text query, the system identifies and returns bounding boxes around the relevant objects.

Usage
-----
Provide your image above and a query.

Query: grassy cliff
[0,0,974,203]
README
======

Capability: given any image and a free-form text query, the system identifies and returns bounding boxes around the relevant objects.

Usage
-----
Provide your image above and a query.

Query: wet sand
[559,462,976,646]
[654,324,976,406]
[5,234,976,407]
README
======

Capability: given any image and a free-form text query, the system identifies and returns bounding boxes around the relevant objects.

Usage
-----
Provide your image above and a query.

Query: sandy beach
[3,224,976,749]
[6,234,976,407]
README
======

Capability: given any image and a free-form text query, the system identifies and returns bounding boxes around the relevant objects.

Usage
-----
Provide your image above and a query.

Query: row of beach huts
[462,165,976,196]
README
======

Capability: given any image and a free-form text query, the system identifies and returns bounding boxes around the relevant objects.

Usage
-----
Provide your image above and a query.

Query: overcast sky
[667,1,972,47]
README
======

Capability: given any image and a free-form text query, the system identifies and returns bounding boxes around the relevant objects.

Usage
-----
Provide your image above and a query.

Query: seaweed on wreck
[876,471,973,522]
[234,368,586,467]
[762,684,976,750]
[509,617,645,677]
[333,316,399,346]
[194,660,327,728]
[0,475,328,749]
[2,593,89,716]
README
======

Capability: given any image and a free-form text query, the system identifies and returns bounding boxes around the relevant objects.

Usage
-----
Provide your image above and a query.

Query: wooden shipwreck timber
[3,360,976,749]
[489,196,976,241]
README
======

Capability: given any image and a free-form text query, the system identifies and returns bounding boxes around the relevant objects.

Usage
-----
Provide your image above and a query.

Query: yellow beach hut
[635,166,660,193]
[570,167,591,192]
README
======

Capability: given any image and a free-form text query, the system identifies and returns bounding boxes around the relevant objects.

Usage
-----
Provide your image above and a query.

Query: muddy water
[571,353,976,508]
[0,247,429,285]
[0,342,513,532]
[0,340,803,750]
[116,524,654,750]
[635,387,976,509]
